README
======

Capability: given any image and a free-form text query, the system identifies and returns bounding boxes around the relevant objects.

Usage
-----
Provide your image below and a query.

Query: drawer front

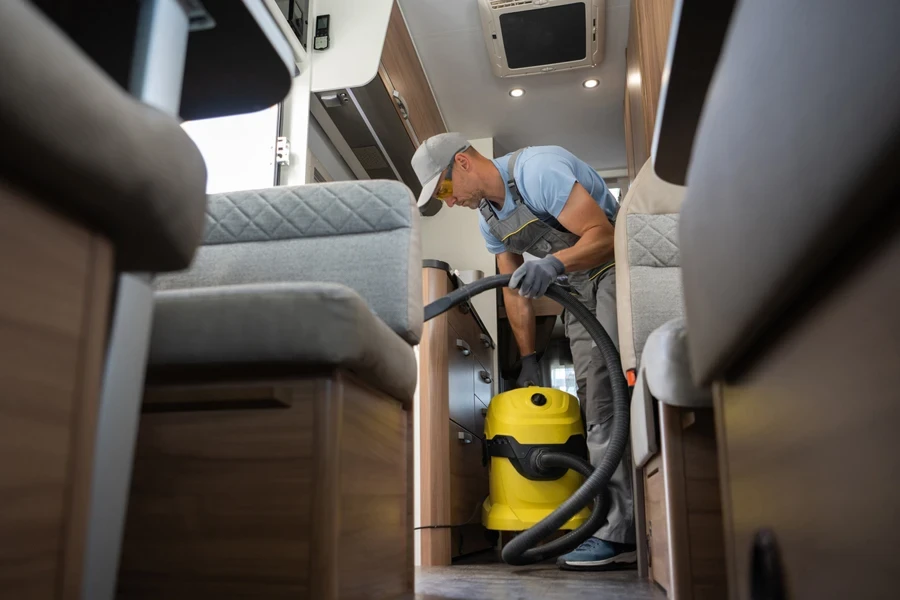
[448,421,490,557]
[473,360,493,411]
[471,331,494,387]
[447,323,475,434]
[447,302,477,343]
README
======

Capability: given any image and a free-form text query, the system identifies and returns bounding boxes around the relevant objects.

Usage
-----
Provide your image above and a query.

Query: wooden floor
[413,554,665,600]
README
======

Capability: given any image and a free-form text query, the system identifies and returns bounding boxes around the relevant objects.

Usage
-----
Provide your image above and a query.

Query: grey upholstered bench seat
[149,282,417,401]
[148,180,423,402]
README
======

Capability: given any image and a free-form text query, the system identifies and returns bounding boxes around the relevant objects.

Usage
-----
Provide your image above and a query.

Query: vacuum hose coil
[424,274,629,565]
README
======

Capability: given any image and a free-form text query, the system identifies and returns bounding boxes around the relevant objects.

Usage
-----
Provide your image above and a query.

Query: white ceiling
[397,0,632,170]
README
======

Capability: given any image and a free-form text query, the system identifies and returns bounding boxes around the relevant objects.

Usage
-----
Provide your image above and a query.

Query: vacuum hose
[424,274,630,565]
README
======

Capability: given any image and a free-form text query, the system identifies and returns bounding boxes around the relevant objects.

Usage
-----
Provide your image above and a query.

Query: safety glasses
[434,162,454,201]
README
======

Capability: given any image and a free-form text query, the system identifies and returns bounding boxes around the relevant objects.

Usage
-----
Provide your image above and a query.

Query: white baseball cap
[411,132,471,207]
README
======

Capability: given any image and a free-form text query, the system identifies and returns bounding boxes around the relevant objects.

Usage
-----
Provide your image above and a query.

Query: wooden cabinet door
[379,1,446,146]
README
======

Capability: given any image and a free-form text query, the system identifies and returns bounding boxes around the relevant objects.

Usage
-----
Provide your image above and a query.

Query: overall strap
[478,199,496,223]
[506,148,526,205]
[480,148,527,223]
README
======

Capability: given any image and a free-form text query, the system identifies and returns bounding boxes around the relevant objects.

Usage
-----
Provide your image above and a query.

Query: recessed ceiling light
[583,79,600,89]
[509,88,525,98]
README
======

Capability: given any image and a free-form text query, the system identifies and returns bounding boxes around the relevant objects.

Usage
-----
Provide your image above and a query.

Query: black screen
[499,3,586,69]
[317,15,329,30]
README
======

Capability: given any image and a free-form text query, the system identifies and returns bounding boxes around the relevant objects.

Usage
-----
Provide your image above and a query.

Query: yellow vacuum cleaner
[482,386,591,532]
[425,274,627,565]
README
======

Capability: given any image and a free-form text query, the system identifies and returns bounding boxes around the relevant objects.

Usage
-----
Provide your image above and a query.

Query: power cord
[413,495,488,531]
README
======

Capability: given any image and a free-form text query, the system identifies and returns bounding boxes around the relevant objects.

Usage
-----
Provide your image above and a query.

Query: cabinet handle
[751,529,786,600]
[480,333,493,348]
[479,370,493,384]
[392,90,420,146]
[481,407,488,417]
[456,339,471,356]
[392,90,410,119]
[457,431,473,444]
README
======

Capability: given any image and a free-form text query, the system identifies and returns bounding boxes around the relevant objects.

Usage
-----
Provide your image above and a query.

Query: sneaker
[557,538,637,571]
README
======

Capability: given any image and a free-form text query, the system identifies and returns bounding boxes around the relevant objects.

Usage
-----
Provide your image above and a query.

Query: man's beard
[460,188,486,208]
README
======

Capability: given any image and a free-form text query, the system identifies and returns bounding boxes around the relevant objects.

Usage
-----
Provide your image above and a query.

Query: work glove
[516,353,543,388]
[509,255,565,298]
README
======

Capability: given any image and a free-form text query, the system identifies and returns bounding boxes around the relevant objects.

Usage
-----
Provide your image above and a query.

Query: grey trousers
[563,268,635,544]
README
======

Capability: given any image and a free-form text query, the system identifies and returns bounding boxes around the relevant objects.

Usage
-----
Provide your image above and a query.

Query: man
[411,133,635,571]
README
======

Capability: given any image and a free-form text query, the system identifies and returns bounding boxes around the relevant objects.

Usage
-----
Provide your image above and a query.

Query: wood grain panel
[718,230,900,600]
[118,383,317,598]
[338,373,408,599]
[682,411,720,480]
[659,402,691,598]
[0,183,113,599]
[624,83,637,182]
[417,268,453,566]
[60,236,113,600]
[625,3,648,179]
[635,0,676,153]
[379,1,446,144]
[645,465,669,591]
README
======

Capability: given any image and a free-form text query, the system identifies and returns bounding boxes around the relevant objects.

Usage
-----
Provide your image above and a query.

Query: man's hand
[509,255,565,299]
[517,353,542,387]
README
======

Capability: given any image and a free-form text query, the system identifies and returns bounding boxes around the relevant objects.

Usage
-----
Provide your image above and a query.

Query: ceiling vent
[479,0,605,78]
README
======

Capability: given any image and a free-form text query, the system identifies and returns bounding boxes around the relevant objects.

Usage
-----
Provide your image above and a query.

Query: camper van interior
[2,0,899,599]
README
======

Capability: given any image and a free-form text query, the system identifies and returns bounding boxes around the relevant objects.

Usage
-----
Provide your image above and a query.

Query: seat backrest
[155,180,423,345]
[615,159,687,380]
[679,0,900,385]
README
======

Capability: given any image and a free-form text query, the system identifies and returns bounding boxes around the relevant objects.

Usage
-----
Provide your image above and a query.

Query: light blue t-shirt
[478,146,618,255]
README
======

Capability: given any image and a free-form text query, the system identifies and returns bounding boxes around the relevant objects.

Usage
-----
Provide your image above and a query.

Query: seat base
[117,369,413,600]
[638,405,726,599]
[0,181,114,598]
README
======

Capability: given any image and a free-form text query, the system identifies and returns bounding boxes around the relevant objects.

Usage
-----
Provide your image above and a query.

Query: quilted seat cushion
[204,181,413,243]
[157,180,423,345]
[148,282,418,402]
[614,161,687,373]
[628,214,680,268]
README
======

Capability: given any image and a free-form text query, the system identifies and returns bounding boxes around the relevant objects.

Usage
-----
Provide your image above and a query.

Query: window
[181,105,280,194]
[608,187,621,202]
[550,365,578,397]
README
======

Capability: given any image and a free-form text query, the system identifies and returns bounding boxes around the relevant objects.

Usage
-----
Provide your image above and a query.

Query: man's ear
[455,152,471,171]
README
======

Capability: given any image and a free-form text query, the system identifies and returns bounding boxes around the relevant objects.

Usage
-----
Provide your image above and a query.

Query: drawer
[447,301,477,343]
[474,361,493,410]
[447,323,475,434]
[448,420,489,534]
[471,331,494,384]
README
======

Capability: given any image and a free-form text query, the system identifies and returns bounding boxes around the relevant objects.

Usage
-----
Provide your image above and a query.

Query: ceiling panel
[398,0,631,170]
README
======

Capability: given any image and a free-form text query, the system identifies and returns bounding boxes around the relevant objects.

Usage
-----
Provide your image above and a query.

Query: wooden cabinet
[624,0,676,181]
[417,263,495,565]
[379,1,446,147]
[0,184,114,599]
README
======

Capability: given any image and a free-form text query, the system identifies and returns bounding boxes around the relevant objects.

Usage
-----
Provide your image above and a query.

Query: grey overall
[480,151,634,545]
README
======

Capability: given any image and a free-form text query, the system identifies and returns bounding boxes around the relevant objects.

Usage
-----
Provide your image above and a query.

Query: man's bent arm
[497,251,536,355]
[553,183,615,272]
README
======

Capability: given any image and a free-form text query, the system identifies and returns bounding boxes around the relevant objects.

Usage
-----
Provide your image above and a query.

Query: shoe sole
[558,551,638,572]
